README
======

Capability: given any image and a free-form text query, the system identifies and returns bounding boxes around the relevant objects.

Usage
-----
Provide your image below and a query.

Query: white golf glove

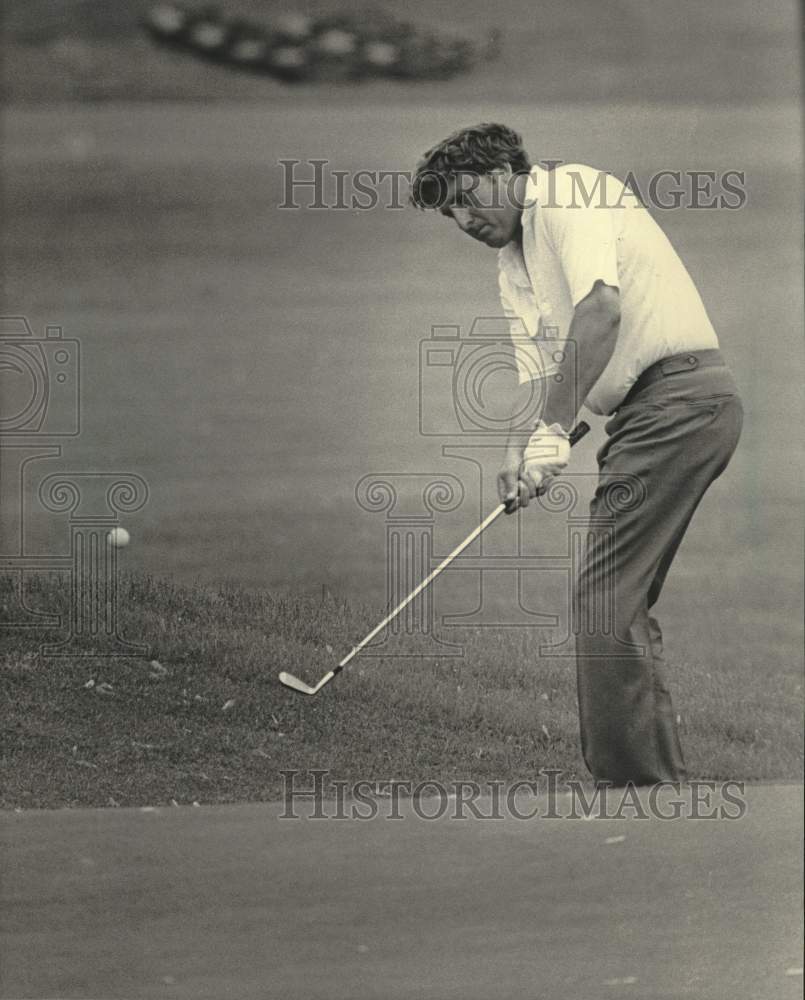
[521,421,571,493]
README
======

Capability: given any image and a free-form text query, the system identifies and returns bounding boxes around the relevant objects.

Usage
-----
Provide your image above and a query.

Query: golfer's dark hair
[410,123,531,210]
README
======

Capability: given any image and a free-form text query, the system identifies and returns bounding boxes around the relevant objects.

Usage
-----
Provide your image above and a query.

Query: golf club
[279,420,591,695]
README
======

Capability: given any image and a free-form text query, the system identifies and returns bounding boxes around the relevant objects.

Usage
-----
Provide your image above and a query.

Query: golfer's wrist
[535,420,570,439]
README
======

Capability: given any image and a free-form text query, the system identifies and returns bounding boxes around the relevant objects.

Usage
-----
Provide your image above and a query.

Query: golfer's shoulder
[539,162,624,213]
[548,162,600,184]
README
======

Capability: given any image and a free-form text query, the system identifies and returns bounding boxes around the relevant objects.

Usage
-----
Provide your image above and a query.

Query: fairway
[2,98,803,801]
[1,100,802,800]
[3,102,802,621]
[4,102,803,802]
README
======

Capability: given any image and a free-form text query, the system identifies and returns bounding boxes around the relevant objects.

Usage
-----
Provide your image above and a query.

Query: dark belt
[619,349,724,409]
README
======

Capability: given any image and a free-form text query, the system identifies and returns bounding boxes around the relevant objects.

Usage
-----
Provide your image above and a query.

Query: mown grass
[0,572,801,809]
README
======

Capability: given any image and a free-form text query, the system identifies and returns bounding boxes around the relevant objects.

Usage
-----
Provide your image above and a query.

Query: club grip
[568,421,590,447]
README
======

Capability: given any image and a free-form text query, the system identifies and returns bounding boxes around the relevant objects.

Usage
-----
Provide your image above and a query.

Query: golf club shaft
[336,420,591,673]
[337,501,507,672]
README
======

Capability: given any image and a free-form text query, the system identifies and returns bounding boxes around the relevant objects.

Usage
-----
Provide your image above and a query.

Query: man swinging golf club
[409,123,743,786]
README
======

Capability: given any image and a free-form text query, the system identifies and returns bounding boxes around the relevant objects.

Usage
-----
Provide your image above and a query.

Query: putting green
[2,784,802,998]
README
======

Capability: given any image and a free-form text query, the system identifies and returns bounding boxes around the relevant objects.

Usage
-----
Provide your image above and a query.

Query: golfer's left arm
[539,281,620,429]
[499,286,619,508]
[500,192,622,509]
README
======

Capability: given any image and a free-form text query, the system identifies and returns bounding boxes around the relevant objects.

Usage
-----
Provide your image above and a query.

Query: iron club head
[278,671,317,695]
[278,669,338,696]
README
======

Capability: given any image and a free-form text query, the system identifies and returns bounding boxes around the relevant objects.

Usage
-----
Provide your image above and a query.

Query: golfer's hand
[522,422,570,498]
[498,424,571,514]
[497,452,539,514]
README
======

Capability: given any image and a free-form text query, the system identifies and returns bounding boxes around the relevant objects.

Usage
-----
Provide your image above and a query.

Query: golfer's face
[440,171,522,249]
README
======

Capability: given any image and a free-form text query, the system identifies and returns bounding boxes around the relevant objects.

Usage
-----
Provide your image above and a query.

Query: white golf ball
[107,527,130,548]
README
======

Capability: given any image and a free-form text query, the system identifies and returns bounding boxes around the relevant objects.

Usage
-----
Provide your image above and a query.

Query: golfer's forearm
[540,292,620,429]
[544,314,618,426]
[505,296,619,453]
[504,381,541,453]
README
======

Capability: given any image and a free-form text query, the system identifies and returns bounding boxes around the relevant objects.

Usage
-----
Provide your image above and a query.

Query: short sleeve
[541,170,620,307]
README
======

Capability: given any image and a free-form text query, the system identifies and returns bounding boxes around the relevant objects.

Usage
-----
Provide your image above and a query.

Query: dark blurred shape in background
[144,3,495,84]
[1,0,800,103]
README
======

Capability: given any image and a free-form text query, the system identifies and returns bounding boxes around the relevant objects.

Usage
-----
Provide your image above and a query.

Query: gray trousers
[575,357,743,786]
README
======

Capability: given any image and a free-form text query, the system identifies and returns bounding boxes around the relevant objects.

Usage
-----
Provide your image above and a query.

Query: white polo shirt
[498,164,719,415]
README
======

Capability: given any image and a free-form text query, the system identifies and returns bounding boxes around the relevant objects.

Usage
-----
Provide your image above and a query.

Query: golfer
[410,123,743,786]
